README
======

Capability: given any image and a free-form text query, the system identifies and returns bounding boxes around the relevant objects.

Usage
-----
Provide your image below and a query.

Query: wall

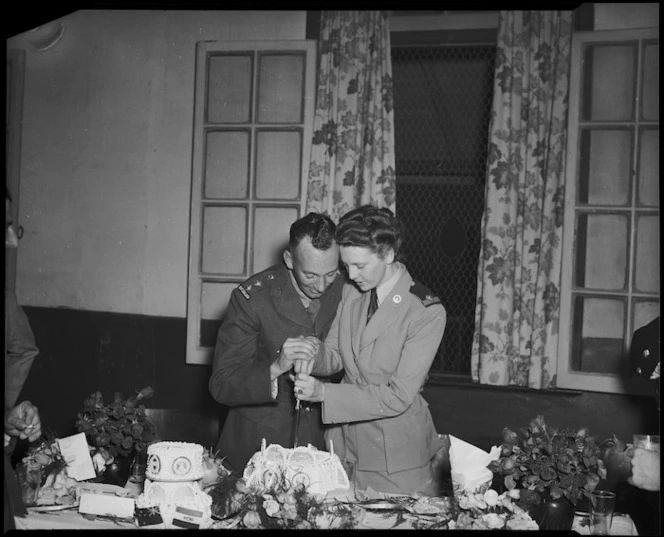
[7,10,306,318]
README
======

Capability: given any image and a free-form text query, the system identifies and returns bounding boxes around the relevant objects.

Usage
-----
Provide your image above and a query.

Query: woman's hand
[4,400,42,443]
[628,448,660,491]
[294,373,325,403]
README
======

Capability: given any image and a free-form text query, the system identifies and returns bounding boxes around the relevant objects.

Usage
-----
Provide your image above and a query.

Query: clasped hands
[275,336,325,403]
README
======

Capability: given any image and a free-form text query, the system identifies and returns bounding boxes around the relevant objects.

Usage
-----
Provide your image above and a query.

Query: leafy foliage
[488,415,607,507]
[75,386,156,458]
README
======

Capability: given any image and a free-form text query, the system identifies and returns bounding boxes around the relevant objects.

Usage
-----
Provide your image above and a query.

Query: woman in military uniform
[293,205,447,496]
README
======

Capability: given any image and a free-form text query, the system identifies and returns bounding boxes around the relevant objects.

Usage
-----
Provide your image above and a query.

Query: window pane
[582,44,636,121]
[201,206,247,274]
[204,130,250,199]
[257,53,304,124]
[634,214,660,293]
[638,128,659,207]
[255,130,302,200]
[633,300,660,335]
[207,54,253,123]
[253,206,299,273]
[578,129,631,205]
[200,282,236,347]
[571,296,625,374]
[575,214,628,290]
[641,42,659,121]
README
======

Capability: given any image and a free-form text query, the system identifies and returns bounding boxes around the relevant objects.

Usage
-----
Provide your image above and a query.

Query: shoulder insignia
[409,282,441,307]
[238,284,251,300]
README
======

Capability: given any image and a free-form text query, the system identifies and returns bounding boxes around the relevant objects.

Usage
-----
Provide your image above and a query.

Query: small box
[78,483,136,519]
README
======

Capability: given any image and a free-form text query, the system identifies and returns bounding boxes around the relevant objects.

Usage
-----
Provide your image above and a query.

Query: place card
[56,432,96,481]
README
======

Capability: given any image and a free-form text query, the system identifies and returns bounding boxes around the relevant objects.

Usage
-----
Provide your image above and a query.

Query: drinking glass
[16,462,42,506]
[590,490,616,535]
[632,434,660,452]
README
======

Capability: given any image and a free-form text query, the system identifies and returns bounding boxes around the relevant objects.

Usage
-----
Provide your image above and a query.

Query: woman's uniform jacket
[209,263,344,473]
[312,267,447,476]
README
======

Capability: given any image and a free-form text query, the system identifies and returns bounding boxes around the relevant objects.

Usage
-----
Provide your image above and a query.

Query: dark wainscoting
[18,306,659,449]
[18,306,224,442]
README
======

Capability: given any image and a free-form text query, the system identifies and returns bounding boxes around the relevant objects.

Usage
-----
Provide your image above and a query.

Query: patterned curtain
[471,11,573,389]
[306,11,396,221]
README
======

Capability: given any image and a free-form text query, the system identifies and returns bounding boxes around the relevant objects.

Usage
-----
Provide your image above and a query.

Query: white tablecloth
[16,509,639,533]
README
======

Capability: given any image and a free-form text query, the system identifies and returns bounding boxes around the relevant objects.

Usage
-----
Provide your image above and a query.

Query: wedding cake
[135,441,212,529]
[243,439,351,497]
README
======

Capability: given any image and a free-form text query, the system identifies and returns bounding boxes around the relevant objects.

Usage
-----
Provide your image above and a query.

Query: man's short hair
[289,212,337,250]
[335,204,403,261]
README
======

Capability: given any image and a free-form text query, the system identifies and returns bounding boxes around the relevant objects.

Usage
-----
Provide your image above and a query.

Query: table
[15,506,639,532]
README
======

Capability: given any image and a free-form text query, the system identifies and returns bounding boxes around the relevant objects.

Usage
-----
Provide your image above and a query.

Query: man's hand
[4,401,42,443]
[628,448,660,491]
[270,336,320,380]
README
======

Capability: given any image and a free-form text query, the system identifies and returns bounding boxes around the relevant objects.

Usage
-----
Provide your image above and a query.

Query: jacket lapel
[271,267,310,330]
[359,271,413,351]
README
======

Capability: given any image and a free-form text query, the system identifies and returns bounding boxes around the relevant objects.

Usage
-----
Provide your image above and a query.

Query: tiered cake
[243,439,351,497]
[135,441,212,529]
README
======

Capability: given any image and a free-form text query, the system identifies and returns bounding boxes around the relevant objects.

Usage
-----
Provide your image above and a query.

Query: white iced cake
[243,439,351,497]
[136,441,211,529]
[145,441,204,481]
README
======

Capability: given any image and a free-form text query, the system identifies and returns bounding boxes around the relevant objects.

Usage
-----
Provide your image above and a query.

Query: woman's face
[340,245,394,292]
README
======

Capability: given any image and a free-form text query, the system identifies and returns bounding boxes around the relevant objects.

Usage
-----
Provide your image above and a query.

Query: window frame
[557,28,660,394]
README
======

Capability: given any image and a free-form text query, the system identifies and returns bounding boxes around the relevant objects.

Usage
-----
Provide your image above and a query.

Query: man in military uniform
[209,212,344,473]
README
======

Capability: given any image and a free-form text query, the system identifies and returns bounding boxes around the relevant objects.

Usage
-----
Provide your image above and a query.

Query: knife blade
[292,399,302,448]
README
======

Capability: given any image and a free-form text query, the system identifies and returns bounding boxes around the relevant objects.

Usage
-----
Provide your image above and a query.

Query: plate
[28,503,79,512]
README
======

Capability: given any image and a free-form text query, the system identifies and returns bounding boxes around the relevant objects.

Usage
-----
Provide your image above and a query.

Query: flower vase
[532,497,575,531]
[102,454,135,487]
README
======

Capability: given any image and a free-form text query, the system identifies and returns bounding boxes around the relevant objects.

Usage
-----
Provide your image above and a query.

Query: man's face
[284,237,340,300]
[6,199,18,248]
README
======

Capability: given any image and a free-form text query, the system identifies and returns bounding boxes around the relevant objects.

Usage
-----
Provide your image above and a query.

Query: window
[557,28,659,393]
[392,38,496,376]
[186,40,317,365]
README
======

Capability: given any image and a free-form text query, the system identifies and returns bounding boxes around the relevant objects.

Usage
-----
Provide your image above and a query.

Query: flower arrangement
[19,433,78,506]
[487,415,607,508]
[207,472,361,529]
[449,488,539,531]
[75,386,156,462]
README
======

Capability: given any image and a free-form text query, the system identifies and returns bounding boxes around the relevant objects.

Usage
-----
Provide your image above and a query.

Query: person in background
[293,205,447,496]
[4,400,42,531]
[209,212,344,473]
[5,187,40,409]
[626,316,660,534]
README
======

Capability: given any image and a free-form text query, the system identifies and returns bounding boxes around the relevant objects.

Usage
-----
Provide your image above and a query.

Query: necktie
[367,288,378,323]
[306,298,320,324]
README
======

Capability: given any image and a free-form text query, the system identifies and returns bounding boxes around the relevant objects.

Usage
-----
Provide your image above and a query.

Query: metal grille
[392,44,496,376]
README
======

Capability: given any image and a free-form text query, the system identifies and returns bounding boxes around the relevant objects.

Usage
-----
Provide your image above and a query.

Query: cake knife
[292,397,302,448]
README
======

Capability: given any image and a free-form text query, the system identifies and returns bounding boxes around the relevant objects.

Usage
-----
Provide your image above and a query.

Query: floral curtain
[471,11,573,389]
[306,11,396,221]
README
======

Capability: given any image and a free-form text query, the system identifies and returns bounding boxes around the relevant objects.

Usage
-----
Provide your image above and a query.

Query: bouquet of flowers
[75,386,156,471]
[18,432,78,506]
[207,471,361,529]
[488,415,607,509]
[449,488,539,531]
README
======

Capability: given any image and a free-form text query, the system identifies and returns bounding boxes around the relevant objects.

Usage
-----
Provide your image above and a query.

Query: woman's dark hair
[335,205,403,261]
[289,212,337,251]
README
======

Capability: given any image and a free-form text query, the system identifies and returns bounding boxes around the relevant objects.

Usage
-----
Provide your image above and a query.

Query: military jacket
[210,263,344,472]
[312,268,447,476]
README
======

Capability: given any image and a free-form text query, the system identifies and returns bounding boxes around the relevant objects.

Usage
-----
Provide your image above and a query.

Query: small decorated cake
[136,441,211,529]
[145,441,204,481]
[243,439,350,496]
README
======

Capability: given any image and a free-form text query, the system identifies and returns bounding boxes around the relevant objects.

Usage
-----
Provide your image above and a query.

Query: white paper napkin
[448,435,501,494]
